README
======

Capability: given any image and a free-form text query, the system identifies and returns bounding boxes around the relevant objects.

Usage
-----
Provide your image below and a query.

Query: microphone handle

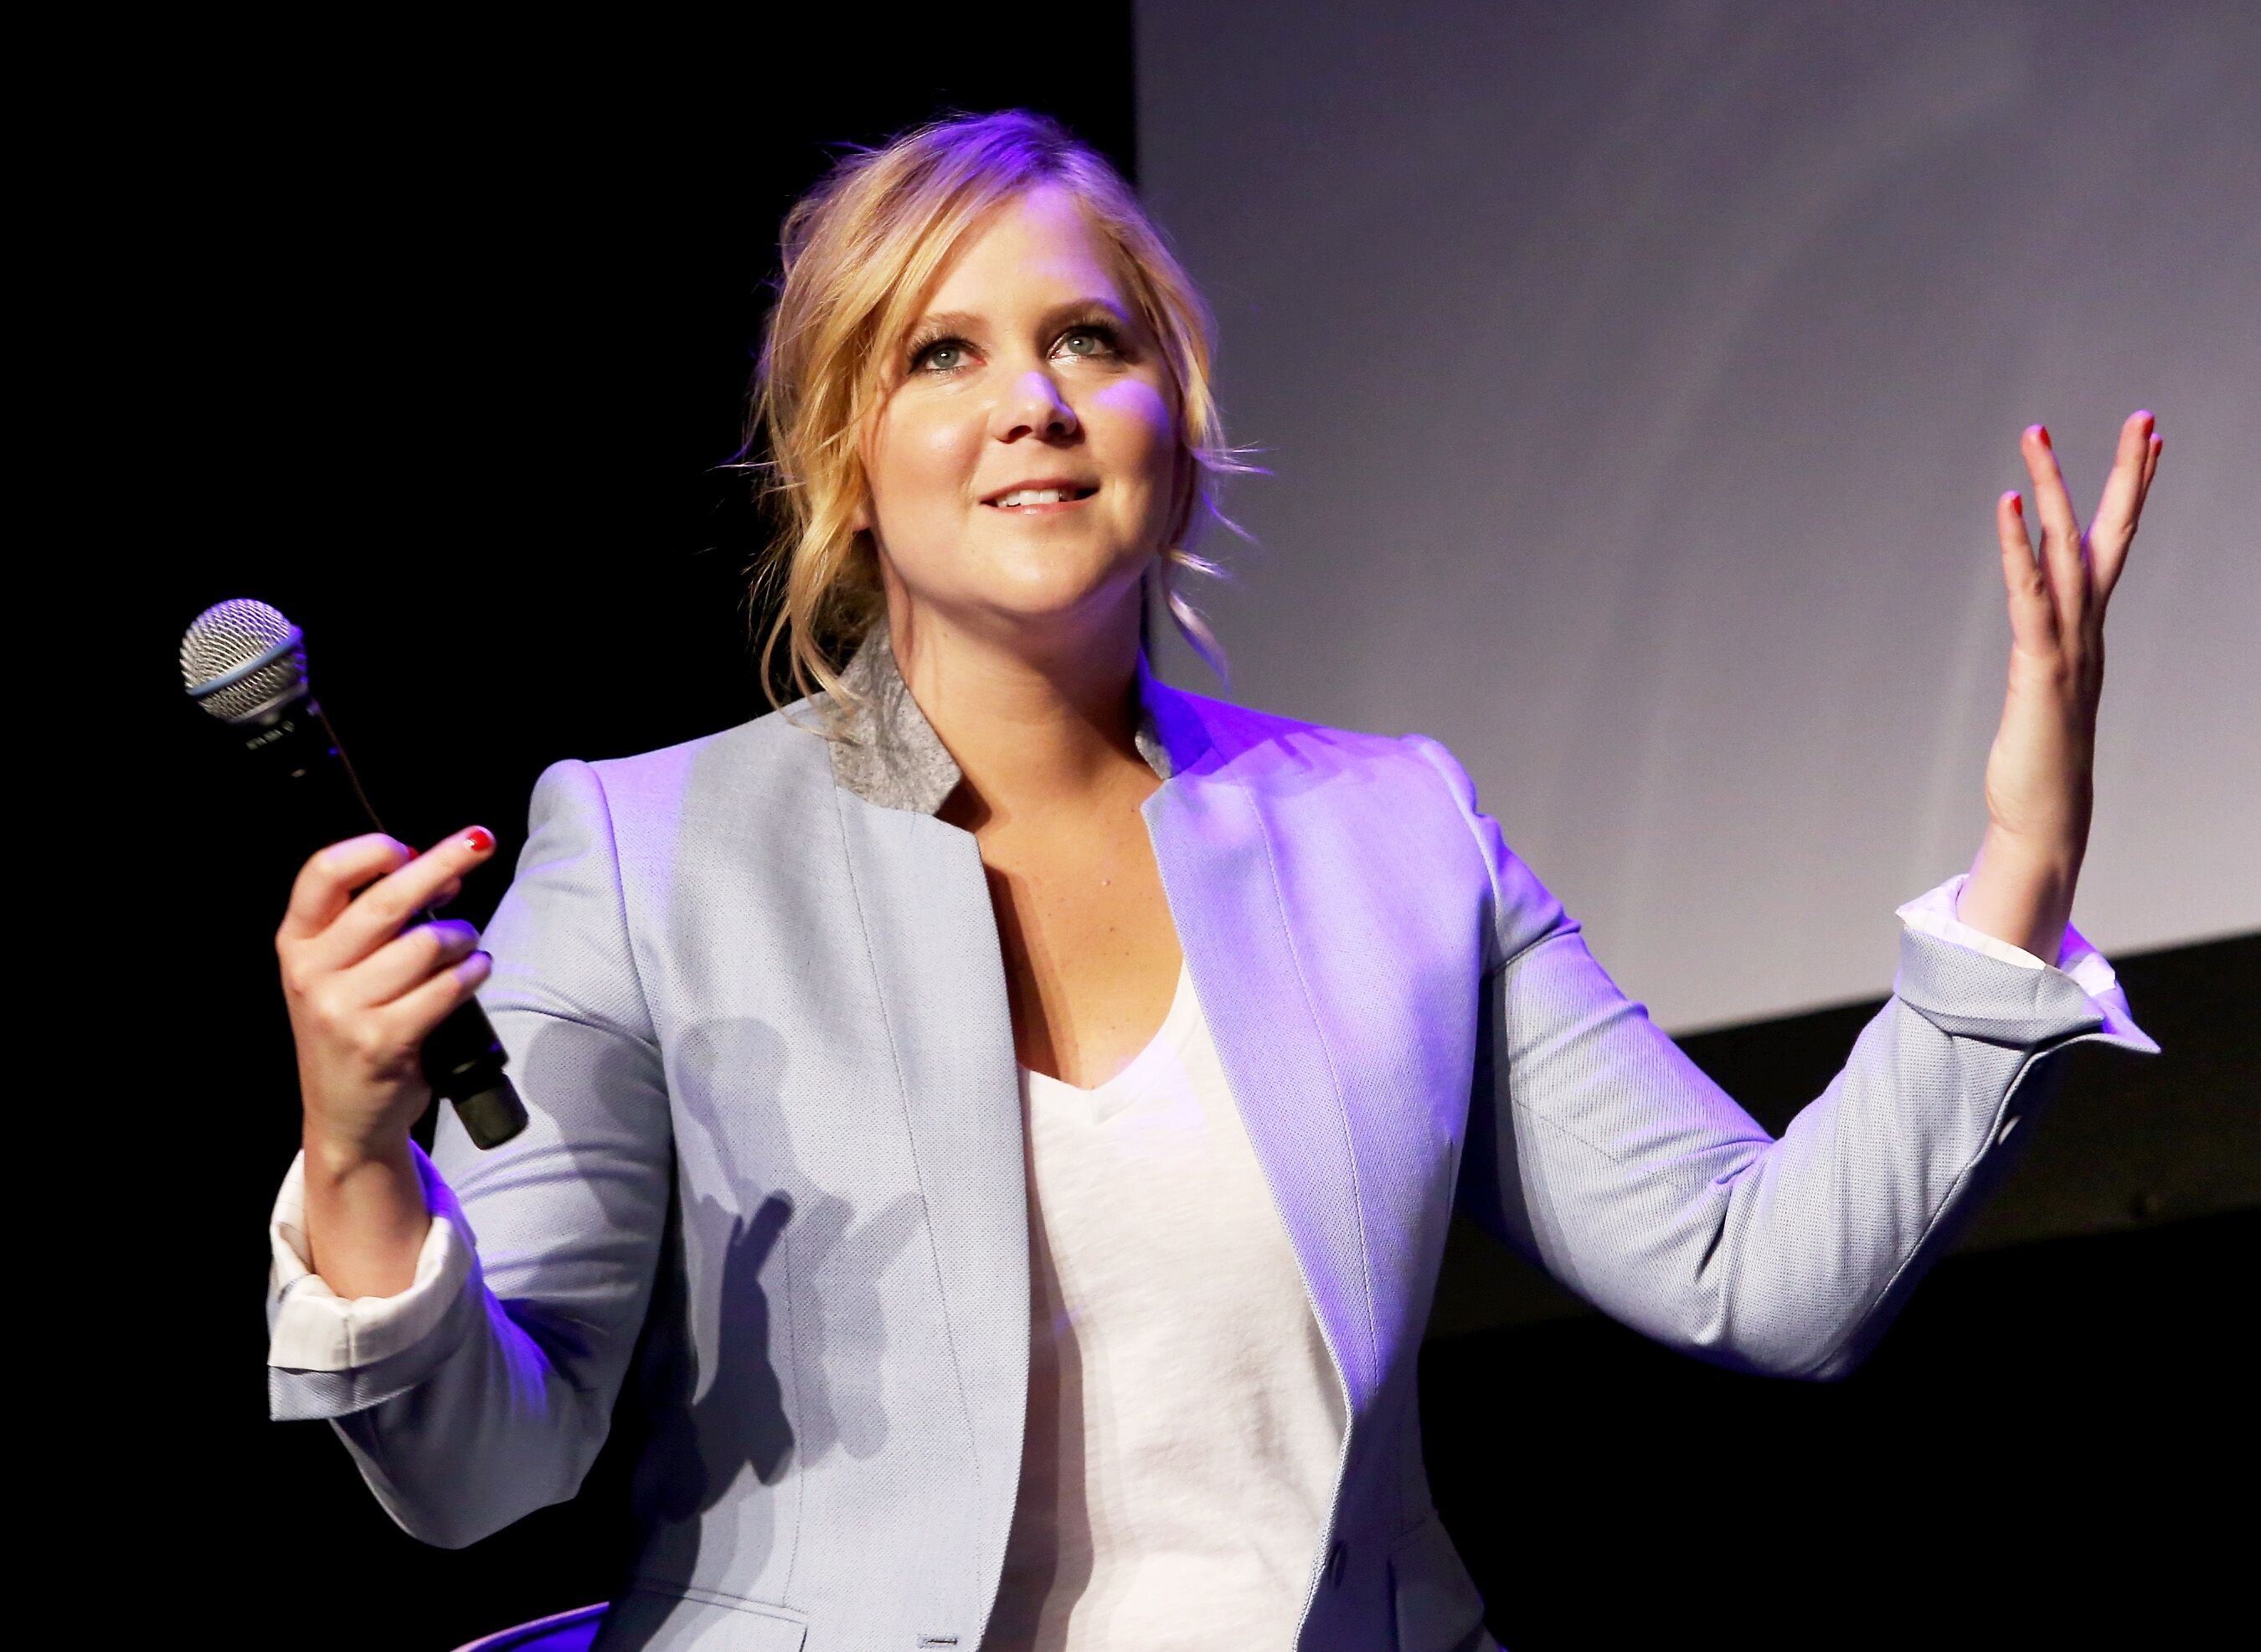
[231,697,528,1149]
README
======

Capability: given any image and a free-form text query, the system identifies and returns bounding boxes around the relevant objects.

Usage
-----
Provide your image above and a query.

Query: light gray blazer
[269,629,2151,1652]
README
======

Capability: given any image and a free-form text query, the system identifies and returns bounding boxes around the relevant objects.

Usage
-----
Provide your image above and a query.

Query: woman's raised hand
[276,827,498,1294]
[1958,411,2162,962]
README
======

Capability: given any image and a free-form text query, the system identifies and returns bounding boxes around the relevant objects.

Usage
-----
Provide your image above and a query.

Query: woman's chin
[955,553,1151,628]
[883,535,1157,643]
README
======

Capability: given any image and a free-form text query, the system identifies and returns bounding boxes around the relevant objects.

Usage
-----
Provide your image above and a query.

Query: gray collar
[823,625,1179,815]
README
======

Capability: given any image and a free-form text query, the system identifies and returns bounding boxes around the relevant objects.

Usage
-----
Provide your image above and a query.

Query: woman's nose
[994,368,1079,440]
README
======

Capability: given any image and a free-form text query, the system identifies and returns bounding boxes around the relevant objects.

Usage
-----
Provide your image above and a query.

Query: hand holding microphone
[265,826,505,1296]
[276,827,502,1171]
[180,599,528,1156]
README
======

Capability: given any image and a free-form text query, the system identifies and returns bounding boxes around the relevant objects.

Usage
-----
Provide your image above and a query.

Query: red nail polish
[465,826,495,854]
[2037,425,2052,450]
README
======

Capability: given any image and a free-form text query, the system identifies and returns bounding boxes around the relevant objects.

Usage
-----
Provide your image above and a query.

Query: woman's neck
[887,594,1150,824]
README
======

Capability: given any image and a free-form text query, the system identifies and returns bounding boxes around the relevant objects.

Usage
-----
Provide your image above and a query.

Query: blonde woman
[265,111,2161,1651]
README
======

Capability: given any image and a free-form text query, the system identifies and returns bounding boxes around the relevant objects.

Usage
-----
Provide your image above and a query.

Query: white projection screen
[1134,1,2259,1032]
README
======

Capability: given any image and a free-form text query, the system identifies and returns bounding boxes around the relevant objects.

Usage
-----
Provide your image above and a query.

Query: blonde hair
[744,108,1260,715]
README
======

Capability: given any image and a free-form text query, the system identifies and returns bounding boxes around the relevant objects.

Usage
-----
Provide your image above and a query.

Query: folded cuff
[266,1142,476,1372]
[1893,873,2158,1054]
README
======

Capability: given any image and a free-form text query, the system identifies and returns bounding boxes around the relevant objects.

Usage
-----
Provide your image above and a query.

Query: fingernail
[464,826,496,854]
[2010,493,2024,515]
[2037,425,2052,450]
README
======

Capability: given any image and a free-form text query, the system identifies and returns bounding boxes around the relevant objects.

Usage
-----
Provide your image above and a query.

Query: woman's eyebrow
[914,297,1134,334]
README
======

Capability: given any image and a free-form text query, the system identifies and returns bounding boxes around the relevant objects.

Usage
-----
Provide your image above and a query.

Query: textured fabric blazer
[269,630,2151,1652]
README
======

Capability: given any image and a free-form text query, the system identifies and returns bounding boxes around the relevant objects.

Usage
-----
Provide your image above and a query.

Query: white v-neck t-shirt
[984,960,1350,1651]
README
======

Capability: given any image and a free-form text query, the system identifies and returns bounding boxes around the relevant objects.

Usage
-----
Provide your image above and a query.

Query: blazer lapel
[830,790,1031,1531]
[1140,677,1378,1415]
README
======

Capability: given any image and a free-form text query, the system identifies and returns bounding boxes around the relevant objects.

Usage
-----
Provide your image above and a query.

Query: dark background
[125,18,2251,1649]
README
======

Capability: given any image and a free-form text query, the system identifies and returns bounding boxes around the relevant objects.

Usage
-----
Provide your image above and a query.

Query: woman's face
[858,183,1186,649]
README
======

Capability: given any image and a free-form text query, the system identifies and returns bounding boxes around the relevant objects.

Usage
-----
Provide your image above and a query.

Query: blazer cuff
[1892,875,2158,1054]
[266,1142,476,1373]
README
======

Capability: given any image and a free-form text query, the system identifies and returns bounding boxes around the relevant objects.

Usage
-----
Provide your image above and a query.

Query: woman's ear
[847,446,874,536]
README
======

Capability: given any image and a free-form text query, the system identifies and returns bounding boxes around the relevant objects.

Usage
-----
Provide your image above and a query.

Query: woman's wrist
[1957,823,2084,964]
[300,1128,431,1298]
[301,1119,417,1184]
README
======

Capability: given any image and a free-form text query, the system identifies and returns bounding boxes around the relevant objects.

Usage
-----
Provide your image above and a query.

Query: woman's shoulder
[1155,677,1472,798]
[534,700,837,832]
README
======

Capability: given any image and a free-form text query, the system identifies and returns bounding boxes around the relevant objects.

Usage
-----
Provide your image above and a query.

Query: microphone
[180,599,529,1150]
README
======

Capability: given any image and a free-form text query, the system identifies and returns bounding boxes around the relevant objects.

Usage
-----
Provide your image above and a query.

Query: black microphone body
[188,611,528,1150]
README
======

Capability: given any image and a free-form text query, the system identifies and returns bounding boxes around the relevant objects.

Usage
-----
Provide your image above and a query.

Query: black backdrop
[124,23,2248,1649]
[129,28,1136,1648]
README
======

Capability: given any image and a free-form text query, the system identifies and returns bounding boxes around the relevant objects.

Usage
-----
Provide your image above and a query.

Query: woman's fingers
[2011,414,2162,619]
[2092,413,2162,604]
[343,917,483,1009]
[1996,491,2056,653]
[381,944,494,1045]
[303,826,497,972]
[279,833,415,944]
[2089,411,2153,540]
[2020,425,2088,628]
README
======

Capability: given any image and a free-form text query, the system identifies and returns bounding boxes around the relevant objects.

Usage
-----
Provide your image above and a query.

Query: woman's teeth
[992,487,1092,508]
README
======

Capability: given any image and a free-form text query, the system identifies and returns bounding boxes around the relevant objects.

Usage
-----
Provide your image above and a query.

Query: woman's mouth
[984,485,1100,513]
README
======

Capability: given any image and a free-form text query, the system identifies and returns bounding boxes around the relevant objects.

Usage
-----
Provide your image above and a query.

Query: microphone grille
[182,598,309,723]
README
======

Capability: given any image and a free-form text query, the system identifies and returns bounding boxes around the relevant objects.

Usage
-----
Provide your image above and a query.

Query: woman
[265,111,2160,1651]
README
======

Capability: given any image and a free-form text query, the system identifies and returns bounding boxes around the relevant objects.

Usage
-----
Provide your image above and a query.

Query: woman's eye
[914,339,966,373]
[1058,326,1120,360]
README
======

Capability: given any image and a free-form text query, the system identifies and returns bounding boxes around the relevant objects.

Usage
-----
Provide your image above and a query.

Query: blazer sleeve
[265,758,675,1546]
[1403,735,2157,1381]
